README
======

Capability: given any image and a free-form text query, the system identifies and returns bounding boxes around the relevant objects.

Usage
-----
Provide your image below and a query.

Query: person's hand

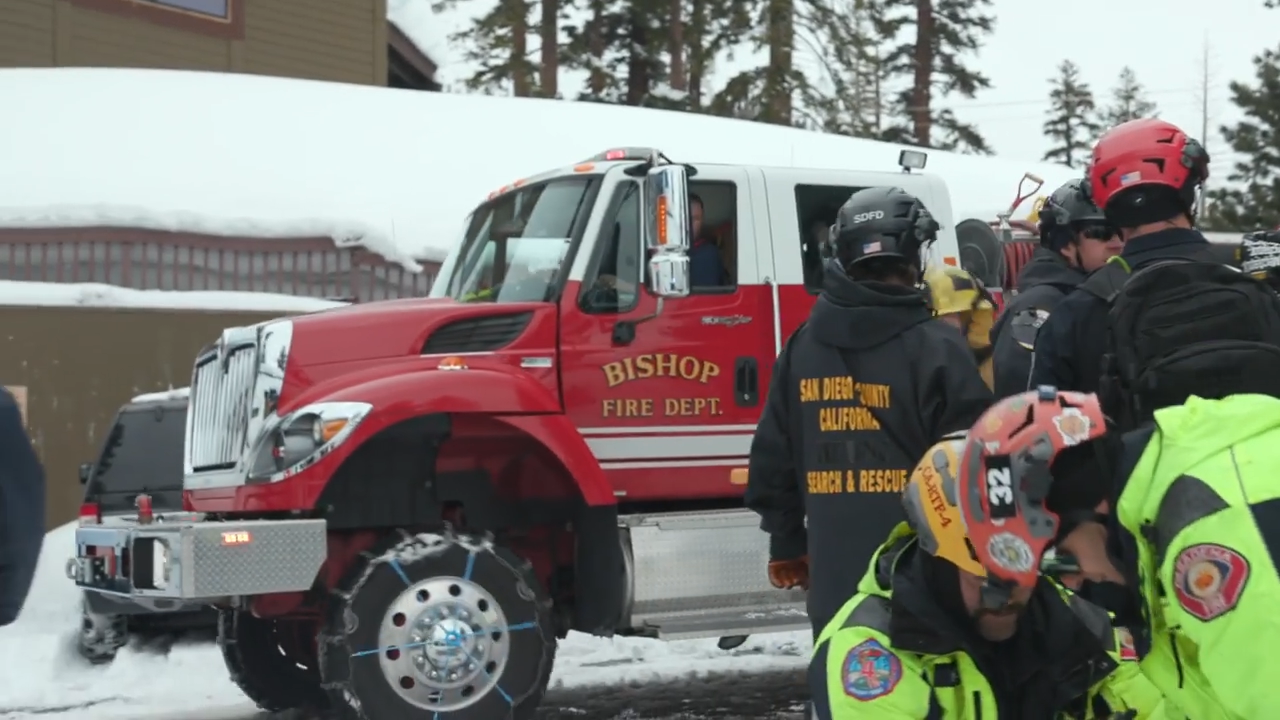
[768,556,809,590]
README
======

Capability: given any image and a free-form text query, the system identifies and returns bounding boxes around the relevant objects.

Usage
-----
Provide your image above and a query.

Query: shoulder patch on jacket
[1173,543,1250,621]
[842,638,903,700]
[1010,308,1051,350]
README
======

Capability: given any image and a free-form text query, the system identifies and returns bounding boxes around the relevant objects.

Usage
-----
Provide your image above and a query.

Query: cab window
[795,183,868,293]
[441,178,595,303]
[689,180,738,292]
[582,178,739,314]
[582,181,644,313]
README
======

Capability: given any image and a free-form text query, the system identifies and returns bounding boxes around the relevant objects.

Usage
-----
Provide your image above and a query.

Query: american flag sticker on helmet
[1119,171,1142,186]
[863,241,882,253]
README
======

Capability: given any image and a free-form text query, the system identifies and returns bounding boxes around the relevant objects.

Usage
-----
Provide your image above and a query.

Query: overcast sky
[394,0,1277,185]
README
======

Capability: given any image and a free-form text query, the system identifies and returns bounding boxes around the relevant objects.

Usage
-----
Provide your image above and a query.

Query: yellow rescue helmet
[902,433,986,577]
[924,265,987,316]
[1025,195,1048,224]
[923,265,996,352]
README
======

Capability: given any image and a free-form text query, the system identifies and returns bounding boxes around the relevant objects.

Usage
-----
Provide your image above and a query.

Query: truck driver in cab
[745,186,993,637]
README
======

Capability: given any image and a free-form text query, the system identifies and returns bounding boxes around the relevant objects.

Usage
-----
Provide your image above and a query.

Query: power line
[901,85,1217,113]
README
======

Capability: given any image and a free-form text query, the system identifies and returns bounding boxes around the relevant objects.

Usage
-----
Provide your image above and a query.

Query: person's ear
[1094,499,1110,514]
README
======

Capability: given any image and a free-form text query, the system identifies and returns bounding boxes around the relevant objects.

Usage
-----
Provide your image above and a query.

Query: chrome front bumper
[68,518,327,601]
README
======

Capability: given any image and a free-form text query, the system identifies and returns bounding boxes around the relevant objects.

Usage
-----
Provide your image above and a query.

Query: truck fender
[308,369,616,506]
[494,414,614,506]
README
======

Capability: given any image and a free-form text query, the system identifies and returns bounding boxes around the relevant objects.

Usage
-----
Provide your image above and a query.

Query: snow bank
[1,68,1072,271]
[0,280,346,312]
[130,387,191,404]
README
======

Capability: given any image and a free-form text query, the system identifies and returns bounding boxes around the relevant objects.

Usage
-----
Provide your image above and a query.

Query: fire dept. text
[602,397,724,418]
[601,354,725,418]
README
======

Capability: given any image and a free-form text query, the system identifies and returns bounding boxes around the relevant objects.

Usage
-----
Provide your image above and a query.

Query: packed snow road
[0,525,812,720]
[70,668,808,720]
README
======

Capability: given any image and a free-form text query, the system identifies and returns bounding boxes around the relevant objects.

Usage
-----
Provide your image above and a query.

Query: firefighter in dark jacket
[990,179,1121,398]
[1029,118,1220,395]
[0,386,45,627]
[744,186,993,638]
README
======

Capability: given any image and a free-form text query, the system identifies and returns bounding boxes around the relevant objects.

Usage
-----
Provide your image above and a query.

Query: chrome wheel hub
[376,576,511,711]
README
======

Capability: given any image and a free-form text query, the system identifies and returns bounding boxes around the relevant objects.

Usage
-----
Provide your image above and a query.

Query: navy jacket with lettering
[0,386,45,627]
[1029,228,1219,394]
[744,262,992,635]
[989,248,1084,398]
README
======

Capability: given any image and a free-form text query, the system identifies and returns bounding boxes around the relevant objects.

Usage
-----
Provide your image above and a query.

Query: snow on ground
[1,68,1072,276]
[0,524,809,719]
[0,281,347,312]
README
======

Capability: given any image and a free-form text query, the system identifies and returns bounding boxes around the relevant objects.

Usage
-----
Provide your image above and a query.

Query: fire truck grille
[188,346,257,472]
[421,312,532,354]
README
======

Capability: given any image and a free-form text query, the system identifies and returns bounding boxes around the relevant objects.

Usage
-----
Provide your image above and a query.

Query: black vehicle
[76,391,217,663]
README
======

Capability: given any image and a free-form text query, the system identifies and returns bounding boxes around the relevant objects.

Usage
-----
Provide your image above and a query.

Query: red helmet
[1087,118,1209,226]
[957,388,1108,590]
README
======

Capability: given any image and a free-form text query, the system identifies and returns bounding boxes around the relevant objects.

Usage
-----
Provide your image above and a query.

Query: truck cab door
[560,164,773,501]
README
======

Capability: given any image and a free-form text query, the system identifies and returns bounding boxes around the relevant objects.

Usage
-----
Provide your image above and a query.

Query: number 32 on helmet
[955,388,1108,588]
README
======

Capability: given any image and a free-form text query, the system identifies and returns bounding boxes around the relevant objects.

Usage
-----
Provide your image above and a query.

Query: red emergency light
[79,501,101,526]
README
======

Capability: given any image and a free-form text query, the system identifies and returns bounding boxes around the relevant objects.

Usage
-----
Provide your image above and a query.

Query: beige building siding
[0,0,387,85]
[242,0,385,84]
[61,4,230,70]
[0,0,55,67]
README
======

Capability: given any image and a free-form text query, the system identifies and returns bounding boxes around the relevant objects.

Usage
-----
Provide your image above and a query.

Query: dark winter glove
[767,556,809,590]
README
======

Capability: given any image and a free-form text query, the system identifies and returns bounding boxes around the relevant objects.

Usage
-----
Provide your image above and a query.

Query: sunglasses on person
[1077,224,1119,241]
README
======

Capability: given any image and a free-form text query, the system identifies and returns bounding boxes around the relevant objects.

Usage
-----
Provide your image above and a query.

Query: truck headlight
[247,402,372,482]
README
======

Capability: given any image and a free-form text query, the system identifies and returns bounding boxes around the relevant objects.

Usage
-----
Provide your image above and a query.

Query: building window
[69,0,245,39]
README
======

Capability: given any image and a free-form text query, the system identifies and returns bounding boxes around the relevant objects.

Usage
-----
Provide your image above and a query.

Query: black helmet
[829,187,938,272]
[1038,179,1108,251]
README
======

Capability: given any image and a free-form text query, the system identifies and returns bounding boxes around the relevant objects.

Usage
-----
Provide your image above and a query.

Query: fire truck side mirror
[644,164,691,298]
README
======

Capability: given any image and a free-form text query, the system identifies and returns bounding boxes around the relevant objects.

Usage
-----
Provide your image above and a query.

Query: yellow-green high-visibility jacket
[1116,394,1280,719]
[808,524,1168,719]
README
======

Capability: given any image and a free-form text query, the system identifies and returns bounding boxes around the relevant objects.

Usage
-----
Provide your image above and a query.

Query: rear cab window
[793,183,869,293]
[86,402,187,513]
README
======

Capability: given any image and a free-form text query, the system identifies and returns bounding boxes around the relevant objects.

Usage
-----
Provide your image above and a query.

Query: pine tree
[1100,66,1158,127]
[797,0,889,137]
[1042,59,1101,168]
[436,0,537,95]
[875,0,996,153]
[682,0,754,110]
[560,0,697,107]
[537,0,565,98]
[1204,45,1280,230]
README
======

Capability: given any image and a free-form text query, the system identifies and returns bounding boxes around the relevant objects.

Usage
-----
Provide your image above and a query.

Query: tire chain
[320,528,556,720]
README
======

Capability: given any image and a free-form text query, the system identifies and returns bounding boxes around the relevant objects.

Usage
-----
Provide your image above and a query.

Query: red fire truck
[71,148,1007,719]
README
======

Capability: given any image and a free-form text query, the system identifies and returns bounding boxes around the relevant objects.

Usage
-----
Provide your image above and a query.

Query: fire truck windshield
[438,177,597,303]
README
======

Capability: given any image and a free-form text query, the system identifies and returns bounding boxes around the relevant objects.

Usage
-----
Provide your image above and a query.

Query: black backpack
[1082,258,1280,428]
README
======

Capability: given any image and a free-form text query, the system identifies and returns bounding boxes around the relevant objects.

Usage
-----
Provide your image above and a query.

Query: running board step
[621,508,809,640]
[641,604,810,641]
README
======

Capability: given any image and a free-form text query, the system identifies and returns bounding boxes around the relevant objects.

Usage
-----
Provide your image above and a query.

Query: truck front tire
[320,531,557,720]
[218,609,328,713]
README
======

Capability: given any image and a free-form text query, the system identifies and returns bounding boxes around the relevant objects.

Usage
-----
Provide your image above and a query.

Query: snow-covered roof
[387,0,451,71]
[0,68,1076,273]
[0,280,347,312]
[131,387,191,404]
